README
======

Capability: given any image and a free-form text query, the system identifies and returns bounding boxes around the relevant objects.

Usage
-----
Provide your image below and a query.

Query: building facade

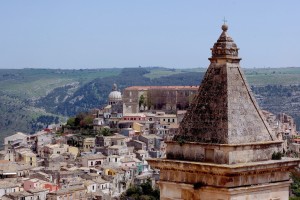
[123,86,198,113]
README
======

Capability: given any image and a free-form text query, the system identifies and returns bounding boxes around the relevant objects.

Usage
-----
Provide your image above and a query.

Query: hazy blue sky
[0,1,299,69]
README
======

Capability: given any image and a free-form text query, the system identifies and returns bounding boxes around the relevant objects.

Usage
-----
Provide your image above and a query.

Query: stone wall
[159,181,290,200]
[166,141,282,164]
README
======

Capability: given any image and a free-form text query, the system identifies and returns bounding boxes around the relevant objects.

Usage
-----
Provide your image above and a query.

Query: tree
[139,95,145,107]
[99,127,112,136]
[67,117,75,126]
[81,115,93,127]
[291,171,300,197]
[120,179,159,200]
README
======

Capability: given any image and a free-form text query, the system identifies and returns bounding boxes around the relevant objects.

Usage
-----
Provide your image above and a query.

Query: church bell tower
[148,24,300,200]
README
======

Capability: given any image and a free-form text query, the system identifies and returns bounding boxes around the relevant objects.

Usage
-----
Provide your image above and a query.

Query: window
[115,158,117,162]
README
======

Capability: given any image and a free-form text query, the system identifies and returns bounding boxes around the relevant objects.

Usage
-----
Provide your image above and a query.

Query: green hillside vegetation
[0,67,300,145]
[0,68,122,99]
[143,67,206,79]
[0,68,121,144]
[245,67,300,86]
[38,68,204,116]
[0,92,63,147]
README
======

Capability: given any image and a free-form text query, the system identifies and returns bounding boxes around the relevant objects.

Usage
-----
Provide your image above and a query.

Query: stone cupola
[175,24,276,145]
[209,24,240,62]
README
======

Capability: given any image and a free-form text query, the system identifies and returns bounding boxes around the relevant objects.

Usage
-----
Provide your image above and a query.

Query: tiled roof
[83,153,106,160]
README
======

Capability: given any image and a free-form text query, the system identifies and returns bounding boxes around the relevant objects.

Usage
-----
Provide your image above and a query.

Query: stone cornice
[166,140,282,152]
[147,157,299,176]
[166,140,282,147]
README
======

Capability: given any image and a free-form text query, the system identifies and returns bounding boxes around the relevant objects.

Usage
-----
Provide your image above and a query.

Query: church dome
[108,83,122,104]
[109,91,122,101]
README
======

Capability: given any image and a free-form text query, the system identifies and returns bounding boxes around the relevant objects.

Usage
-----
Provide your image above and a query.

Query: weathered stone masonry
[148,24,300,200]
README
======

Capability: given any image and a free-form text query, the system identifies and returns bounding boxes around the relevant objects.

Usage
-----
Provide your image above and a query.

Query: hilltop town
[0,79,299,199]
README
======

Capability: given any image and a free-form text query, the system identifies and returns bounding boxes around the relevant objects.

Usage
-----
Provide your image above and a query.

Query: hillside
[36,67,204,116]
[0,67,300,144]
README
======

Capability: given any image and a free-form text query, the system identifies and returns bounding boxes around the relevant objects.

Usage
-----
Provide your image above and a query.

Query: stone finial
[222,24,228,32]
[209,24,240,61]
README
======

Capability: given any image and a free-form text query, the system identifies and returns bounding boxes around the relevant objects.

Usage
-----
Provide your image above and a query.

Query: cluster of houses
[0,84,186,200]
[0,84,298,200]
[0,124,168,200]
[263,110,300,155]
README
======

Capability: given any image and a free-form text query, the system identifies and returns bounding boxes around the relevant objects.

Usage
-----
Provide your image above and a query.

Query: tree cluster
[66,112,93,129]
[120,180,159,200]
[291,171,300,199]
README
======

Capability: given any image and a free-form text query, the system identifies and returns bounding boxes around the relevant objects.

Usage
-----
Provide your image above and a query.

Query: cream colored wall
[68,146,79,158]
[83,140,94,152]
[23,154,37,167]
[133,122,143,133]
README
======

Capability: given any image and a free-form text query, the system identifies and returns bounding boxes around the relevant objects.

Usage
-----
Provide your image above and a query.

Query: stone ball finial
[222,24,228,32]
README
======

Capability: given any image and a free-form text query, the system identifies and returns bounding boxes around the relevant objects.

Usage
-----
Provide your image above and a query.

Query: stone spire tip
[222,24,228,32]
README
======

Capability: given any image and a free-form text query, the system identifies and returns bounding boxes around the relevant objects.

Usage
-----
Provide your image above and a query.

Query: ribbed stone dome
[108,83,122,104]
[109,90,122,101]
